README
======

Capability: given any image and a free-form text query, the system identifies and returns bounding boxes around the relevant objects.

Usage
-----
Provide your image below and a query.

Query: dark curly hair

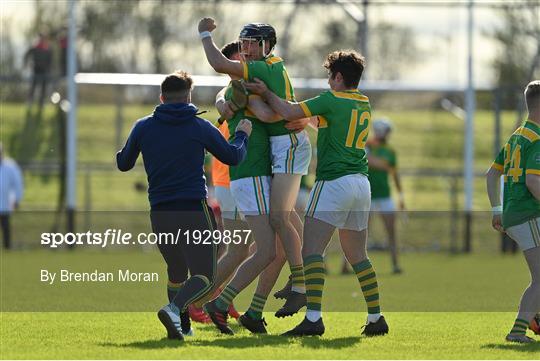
[324,50,366,89]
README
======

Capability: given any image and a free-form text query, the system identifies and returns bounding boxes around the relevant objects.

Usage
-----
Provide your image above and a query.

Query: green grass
[2,312,539,359]
[1,251,539,359]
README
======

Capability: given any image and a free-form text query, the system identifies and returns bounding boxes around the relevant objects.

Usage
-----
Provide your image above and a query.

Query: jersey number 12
[345,109,370,149]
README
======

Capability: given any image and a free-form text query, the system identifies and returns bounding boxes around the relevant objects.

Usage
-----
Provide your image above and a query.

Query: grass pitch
[2,312,539,360]
[1,251,539,359]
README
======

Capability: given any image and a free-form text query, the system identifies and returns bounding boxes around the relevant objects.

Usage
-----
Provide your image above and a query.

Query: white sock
[306,310,321,322]
[291,285,306,294]
[367,313,381,324]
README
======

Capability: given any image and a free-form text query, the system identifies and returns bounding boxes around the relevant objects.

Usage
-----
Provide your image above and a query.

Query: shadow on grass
[99,335,361,350]
[481,342,540,352]
[99,338,185,350]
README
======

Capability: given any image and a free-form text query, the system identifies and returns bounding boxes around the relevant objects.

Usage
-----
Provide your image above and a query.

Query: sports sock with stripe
[509,318,529,335]
[352,259,381,320]
[304,254,325,322]
[246,293,267,320]
[290,264,306,293]
[215,285,239,312]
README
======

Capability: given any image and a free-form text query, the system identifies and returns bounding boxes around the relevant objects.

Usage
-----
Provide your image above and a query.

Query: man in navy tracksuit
[116,71,251,341]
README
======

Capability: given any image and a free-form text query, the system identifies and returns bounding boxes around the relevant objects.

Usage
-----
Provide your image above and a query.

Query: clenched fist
[236,119,252,137]
[198,17,217,33]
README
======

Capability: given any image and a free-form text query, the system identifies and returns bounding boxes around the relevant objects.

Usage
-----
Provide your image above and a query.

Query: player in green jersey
[367,118,404,274]
[246,50,389,337]
[198,17,310,333]
[486,80,540,343]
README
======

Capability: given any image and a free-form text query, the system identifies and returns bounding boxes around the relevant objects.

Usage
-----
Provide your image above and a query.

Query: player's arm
[202,118,251,166]
[247,95,282,123]
[285,117,318,132]
[215,87,235,120]
[245,78,306,121]
[368,154,391,171]
[525,141,540,200]
[116,121,142,172]
[392,169,405,210]
[486,154,504,232]
[198,18,243,78]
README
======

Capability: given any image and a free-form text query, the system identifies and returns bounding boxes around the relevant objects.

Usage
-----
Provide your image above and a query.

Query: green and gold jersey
[225,83,272,181]
[299,90,370,181]
[242,55,295,136]
[368,143,397,199]
[492,120,540,228]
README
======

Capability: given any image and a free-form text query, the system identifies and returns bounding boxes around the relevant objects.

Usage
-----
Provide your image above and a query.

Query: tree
[490,2,540,109]
[368,22,422,81]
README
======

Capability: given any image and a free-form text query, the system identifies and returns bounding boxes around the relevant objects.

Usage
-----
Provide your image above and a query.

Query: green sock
[509,318,529,335]
[290,264,306,293]
[303,254,325,312]
[215,285,239,312]
[352,259,381,314]
[246,293,267,320]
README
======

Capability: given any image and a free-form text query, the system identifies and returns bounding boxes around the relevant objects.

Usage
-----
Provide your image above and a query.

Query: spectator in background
[24,32,53,112]
[0,143,24,250]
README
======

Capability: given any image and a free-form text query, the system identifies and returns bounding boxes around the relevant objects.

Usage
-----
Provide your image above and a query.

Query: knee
[270,211,289,231]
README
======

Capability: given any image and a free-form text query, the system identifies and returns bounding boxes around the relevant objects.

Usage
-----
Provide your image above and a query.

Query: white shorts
[270,130,311,175]
[214,186,241,220]
[230,176,271,216]
[305,174,371,231]
[506,217,540,251]
[370,197,396,213]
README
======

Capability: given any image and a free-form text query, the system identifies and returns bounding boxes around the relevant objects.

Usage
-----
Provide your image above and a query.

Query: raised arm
[198,18,244,78]
[245,78,306,121]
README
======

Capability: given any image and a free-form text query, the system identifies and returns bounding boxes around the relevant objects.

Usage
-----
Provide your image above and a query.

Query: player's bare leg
[274,209,304,299]
[506,246,540,343]
[240,208,304,332]
[339,227,389,336]
[239,240,287,333]
[193,219,251,307]
[204,215,276,334]
[283,216,335,336]
[380,212,401,273]
[270,174,307,317]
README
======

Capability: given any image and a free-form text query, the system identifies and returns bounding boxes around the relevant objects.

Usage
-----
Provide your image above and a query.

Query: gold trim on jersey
[526,169,540,175]
[265,56,283,65]
[283,70,292,100]
[491,163,504,172]
[299,102,311,117]
[519,127,540,142]
[512,126,540,143]
[318,115,328,128]
[330,90,369,102]
[242,62,249,80]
